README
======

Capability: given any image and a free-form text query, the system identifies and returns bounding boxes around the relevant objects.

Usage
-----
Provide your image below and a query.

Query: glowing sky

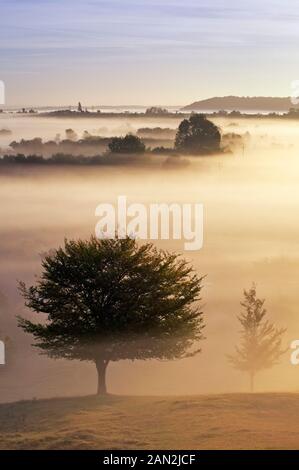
[1,0,299,106]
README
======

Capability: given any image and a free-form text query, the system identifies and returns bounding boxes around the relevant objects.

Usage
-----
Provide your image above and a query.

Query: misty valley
[3,0,299,457]
[1,110,299,450]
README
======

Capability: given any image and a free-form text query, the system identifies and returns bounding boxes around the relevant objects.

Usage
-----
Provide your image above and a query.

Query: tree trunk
[95,358,109,395]
[250,371,255,393]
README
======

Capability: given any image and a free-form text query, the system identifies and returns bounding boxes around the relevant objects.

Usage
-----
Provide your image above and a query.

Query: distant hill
[182,96,299,112]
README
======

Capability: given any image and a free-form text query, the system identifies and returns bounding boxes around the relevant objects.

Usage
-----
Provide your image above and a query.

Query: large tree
[228,284,286,392]
[175,114,221,154]
[18,237,205,395]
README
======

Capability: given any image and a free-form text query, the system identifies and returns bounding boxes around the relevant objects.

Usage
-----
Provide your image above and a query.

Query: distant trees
[109,134,145,154]
[137,127,176,139]
[0,153,117,165]
[175,114,221,154]
[145,107,169,115]
[18,237,205,395]
[8,135,111,158]
[65,128,78,141]
[228,285,286,392]
[0,128,12,136]
[10,137,43,153]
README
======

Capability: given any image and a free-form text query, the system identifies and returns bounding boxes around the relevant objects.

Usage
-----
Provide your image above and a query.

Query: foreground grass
[0,393,299,450]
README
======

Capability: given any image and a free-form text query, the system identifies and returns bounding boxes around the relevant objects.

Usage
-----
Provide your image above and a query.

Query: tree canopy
[18,236,205,394]
[108,134,145,154]
[175,114,221,154]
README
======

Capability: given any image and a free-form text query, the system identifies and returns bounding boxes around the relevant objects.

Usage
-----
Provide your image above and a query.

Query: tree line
[1,114,225,165]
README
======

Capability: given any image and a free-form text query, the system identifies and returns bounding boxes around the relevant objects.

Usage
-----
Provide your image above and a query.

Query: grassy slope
[0,393,298,450]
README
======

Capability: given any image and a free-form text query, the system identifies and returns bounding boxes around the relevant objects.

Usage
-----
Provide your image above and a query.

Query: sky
[1,0,299,106]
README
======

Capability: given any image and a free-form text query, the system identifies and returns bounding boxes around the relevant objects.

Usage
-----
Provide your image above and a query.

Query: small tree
[108,134,145,154]
[175,114,221,154]
[18,237,205,395]
[228,284,286,392]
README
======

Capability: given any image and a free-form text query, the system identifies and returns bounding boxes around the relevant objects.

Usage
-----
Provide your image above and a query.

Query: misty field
[0,393,299,450]
[1,114,299,453]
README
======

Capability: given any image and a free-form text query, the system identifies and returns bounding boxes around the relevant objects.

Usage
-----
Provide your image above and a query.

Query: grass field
[0,393,298,450]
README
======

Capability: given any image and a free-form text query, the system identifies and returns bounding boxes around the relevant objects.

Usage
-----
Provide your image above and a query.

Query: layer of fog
[1,115,299,402]
[0,114,183,150]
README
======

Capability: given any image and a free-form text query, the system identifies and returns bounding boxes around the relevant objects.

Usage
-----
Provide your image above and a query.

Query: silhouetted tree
[65,128,78,141]
[175,114,221,154]
[108,134,145,154]
[228,284,286,392]
[18,237,205,395]
[145,107,168,115]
